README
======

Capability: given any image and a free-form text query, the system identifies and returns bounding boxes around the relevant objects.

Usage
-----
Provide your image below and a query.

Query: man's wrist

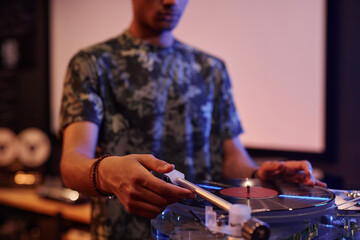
[90,154,115,198]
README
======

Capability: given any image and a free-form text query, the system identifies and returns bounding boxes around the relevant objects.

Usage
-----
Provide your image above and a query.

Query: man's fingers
[125,155,195,199]
[144,173,195,199]
[258,161,285,179]
[283,161,326,187]
[259,159,327,187]
[266,161,285,171]
[139,183,193,206]
[127,184,175,206]
[315,179,327,188]
[135,154,175,173]
[284,160,313,176]
[118,183,190,218]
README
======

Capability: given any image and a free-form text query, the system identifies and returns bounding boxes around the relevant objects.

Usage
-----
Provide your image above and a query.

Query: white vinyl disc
[0,128,18,167]
[18,128,51,168]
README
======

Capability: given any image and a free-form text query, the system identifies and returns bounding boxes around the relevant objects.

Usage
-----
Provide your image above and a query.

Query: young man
[59,0,326,238]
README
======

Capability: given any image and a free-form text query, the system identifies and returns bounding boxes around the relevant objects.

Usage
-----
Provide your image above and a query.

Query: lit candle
[245,178,251,198]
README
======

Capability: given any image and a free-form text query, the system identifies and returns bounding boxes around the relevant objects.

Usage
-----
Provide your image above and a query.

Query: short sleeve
[59,52,104,135]
[214,61,243,140]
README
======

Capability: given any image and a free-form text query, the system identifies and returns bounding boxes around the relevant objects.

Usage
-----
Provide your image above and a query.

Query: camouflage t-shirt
[60,30,243,239]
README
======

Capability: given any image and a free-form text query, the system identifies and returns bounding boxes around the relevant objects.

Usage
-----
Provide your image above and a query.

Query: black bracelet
[251,168,259,178]
[90,154,115,198]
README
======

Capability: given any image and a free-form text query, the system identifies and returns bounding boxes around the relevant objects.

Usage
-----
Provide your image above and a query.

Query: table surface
[0,188,91,224]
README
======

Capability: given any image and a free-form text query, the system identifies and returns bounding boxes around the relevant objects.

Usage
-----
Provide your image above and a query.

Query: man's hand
[257,160,327,188]
[97,154,196,218]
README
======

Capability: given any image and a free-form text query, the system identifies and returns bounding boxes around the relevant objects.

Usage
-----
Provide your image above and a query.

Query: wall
[313,0,360,189]
[0,0,49,133]
[50,0,326,153]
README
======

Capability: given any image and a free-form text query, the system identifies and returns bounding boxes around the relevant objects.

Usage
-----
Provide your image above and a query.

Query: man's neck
[128,23,174,47]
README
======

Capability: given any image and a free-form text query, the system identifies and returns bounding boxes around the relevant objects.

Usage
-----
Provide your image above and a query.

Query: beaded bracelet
[90,154,115,198]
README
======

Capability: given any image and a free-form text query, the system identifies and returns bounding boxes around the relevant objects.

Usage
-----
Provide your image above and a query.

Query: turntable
[151,170,360,240]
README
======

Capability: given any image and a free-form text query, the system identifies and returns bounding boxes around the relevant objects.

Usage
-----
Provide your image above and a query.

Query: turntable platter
[220,187,278,198]
[169,179,336,223]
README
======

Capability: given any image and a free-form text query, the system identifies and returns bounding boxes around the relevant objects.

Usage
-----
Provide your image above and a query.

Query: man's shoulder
[72,33,125,60]
[175,40,226,67]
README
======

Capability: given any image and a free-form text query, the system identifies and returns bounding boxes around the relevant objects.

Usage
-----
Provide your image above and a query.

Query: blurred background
[0,0,359,239]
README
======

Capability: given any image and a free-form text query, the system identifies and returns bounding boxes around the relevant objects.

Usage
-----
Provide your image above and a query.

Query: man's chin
[155,21,179,32]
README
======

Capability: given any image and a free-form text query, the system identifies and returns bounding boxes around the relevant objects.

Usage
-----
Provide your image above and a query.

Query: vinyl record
[169,179,336,223]
[17,128,51,168]
[0,128,18,167]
